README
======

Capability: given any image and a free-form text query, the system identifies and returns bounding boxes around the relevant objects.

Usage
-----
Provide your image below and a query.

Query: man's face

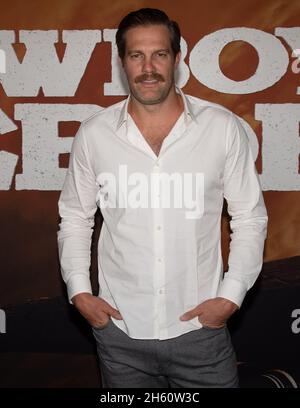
[121,24,180,106]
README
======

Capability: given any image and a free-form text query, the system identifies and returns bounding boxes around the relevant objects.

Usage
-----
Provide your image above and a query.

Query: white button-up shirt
[57,89,268,340]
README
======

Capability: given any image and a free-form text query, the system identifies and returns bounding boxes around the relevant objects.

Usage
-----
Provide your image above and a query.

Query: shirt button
[157,225,161,231]
[157,258,162,263]
[159,289,164,294]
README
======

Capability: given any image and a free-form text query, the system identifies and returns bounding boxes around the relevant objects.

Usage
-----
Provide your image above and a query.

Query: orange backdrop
[0,0,299,306]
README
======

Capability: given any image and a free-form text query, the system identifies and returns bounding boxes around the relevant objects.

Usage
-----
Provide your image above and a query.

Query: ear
[175,51,181,68]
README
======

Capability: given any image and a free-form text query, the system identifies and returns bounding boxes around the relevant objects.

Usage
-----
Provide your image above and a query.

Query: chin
[134,91,168,106]
[138,96,164,105]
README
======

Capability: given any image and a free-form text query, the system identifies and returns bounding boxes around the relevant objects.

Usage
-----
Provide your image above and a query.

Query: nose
[142,56,155,74]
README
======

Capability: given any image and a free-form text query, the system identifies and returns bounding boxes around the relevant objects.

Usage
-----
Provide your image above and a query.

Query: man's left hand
[180,297,239,328]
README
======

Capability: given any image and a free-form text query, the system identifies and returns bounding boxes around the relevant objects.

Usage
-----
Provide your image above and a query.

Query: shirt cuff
[216,276,248,308]
[66,274,93,304]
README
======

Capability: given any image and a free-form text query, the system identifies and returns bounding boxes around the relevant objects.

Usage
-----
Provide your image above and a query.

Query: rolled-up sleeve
[217,113,268,307]
[57,123,98,303]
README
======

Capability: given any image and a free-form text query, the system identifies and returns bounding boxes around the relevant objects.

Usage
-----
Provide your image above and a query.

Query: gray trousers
[92,319,239,388]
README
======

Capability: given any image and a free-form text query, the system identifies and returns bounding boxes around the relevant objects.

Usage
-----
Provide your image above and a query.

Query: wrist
[217,297,239,313]
[72,292,93,307]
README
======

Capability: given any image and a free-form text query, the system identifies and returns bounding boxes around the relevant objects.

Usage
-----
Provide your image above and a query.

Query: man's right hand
[71,293,123,329]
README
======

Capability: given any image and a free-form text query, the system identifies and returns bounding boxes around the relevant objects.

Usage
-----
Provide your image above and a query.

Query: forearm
[58,218,94,303]
[218,194,268,306]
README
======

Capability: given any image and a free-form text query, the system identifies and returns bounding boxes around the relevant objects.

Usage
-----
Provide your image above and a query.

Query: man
[57,8,268,388]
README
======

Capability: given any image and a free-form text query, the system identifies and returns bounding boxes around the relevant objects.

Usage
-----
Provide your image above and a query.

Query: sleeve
[217,112,268,307]
[57,123,99,303]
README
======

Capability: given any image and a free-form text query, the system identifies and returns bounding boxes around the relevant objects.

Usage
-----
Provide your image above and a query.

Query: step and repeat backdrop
[0,0,300,386]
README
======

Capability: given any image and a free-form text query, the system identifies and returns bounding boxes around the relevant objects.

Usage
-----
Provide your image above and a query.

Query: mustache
[134,73,165,83]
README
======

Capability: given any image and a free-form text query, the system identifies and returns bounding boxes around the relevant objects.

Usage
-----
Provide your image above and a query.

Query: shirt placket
[152,159,167,338]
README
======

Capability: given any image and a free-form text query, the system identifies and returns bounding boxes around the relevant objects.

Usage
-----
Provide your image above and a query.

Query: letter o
[189,28,289,94]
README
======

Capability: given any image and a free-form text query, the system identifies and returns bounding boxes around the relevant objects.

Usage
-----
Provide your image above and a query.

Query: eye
[156,52,167,58]
[130,53,142,59]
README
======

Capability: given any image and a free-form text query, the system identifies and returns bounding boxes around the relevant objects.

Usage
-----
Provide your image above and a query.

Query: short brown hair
[116,8,181,60]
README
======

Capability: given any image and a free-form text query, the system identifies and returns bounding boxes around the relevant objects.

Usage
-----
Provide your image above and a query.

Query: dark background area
[1,256,299,388]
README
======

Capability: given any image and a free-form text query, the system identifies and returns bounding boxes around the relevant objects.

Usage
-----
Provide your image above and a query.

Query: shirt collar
[176,87,198,125]
[116,87,198,131]
[116,95,130,130]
